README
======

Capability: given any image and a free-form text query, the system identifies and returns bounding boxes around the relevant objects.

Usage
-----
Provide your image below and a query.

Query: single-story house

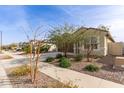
[69,27,124,56]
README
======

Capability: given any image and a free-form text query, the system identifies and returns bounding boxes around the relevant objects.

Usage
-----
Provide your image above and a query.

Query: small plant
[10,65,31,76]
[84,64,99,72]
[56,54,63,59]
[45,57,54,62]
[75,54,83,61]
[59,57,71,68]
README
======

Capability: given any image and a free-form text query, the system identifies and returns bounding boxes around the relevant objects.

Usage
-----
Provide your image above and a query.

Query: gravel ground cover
[6,66,77,88]
[48,58,124,85]
[6,68,64,88]
[69,61,124,85]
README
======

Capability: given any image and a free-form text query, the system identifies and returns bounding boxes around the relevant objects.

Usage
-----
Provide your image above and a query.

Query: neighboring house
[18,40,57,52]
[47,44,57,52]
[71,27,124,56]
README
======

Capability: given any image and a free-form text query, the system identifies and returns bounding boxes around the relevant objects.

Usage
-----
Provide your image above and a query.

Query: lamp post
[0,31,2,52]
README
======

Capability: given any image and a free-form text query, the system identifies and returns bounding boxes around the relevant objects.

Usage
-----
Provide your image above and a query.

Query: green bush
[59,57,71,68]
[84,64,99,72]
[10,65,31,76]
[40,44,51,53]
[58,57,64,62]
[56,54,63,59]
[75,54,83,61]
[22,45,30,54]
[45,57,54,62]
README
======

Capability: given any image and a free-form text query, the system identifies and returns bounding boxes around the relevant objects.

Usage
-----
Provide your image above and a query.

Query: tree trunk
[86,46,91,62]
[87,52,90,62]
[29,43,33,82]
[64,44,69,57]
[64,51,67,57]
[86,47,93,62]
[33,43,40,84]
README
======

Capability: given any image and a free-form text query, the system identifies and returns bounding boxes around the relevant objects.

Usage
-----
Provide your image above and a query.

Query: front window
[84,37,98,49]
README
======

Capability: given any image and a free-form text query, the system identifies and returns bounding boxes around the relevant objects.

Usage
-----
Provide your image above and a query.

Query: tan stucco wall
[104,36,114,55]
[108,42,123,56]
[74,29,107,56]
[107,37,113,43]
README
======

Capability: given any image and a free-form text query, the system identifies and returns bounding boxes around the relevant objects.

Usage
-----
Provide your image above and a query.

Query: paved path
[1,51,124,88]
[0,51,26,88]
[0,65,12,88]
[0,52,13,88]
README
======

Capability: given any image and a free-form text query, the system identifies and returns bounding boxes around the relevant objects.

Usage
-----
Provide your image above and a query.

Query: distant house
[18,40,57,52]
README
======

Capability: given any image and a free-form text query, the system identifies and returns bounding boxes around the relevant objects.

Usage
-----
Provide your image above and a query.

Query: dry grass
[8,65,31,77]
[3,55,13,59]
[46,81,78,88]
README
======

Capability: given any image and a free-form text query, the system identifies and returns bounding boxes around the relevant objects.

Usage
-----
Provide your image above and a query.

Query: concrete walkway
[0,65,12,88]
[0,58,27,88]
[0,52,12,88]
[39,62,124,88]
[0,51,25,88]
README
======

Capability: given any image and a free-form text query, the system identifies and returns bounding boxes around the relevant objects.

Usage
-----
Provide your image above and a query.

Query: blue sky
[0,5,124,45]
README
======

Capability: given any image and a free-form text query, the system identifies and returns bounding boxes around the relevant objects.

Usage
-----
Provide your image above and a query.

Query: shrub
[45,57,54,62]
[58,57,65,62]
[59,57,71,68]
[40,44,51,53]
[84,64,99,72]
[75,54,83,61]
[56,54,63,59]
[10,65,31,76]
[22,45,30,54]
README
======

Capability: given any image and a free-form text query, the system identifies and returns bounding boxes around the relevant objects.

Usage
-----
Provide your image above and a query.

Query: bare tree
[22,25,46,84]
[84,37,95,62]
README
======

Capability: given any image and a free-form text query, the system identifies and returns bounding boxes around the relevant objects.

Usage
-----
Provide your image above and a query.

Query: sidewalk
[39,62,124,88]
[0,65,12,88]
[2,51,26,59]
